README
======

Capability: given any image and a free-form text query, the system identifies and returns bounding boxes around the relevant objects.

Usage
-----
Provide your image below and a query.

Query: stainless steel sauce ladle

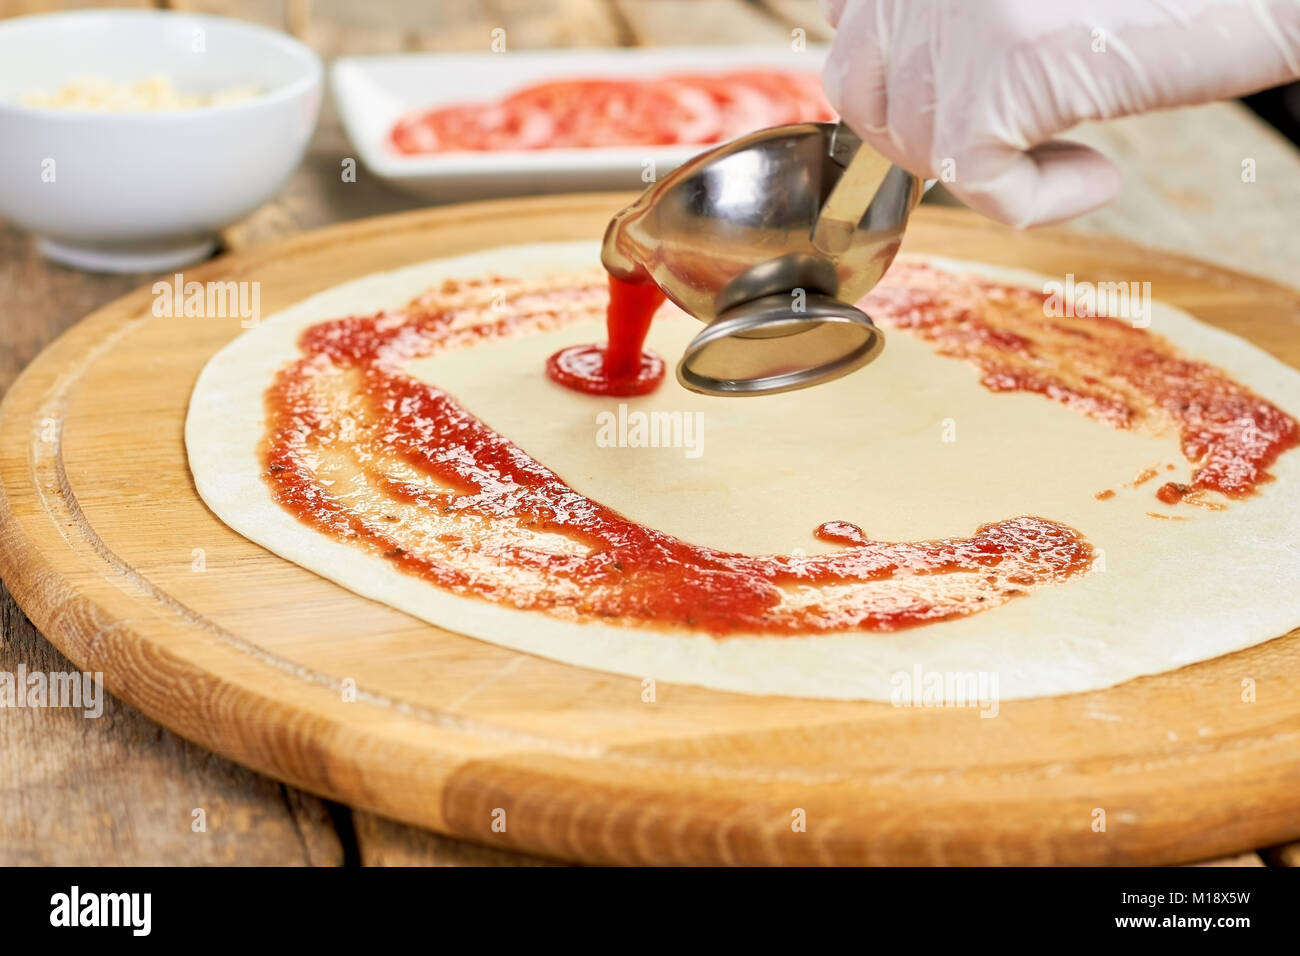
[601,120,924,396]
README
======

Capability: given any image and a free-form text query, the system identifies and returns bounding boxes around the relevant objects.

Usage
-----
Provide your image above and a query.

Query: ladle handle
[810,122,894,257]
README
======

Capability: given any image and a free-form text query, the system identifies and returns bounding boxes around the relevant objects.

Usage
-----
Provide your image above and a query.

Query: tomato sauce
[1155,482,1191,505]
[545,275,666,396]
[262,271,1094,635]
[261,261,1298,636]
[861,262,1300,500]
[390,71,836,155]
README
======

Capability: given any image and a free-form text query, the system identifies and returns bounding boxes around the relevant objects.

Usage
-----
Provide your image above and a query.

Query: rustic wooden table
[2,0,1298,866]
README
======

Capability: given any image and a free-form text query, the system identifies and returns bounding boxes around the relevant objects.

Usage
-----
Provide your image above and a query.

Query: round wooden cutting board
[2,197,1299,866]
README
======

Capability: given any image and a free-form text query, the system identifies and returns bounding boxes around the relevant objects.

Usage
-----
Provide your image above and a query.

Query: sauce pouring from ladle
[547,120,925,398]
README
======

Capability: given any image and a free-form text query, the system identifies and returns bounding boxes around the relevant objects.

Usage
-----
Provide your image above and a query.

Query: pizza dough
[185,241,1300,700]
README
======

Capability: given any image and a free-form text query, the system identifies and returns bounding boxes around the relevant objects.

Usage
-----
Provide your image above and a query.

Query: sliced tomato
[504,78,720,147]
[668,73,778,141]
[389,70,833,155]
[720,70,837,124]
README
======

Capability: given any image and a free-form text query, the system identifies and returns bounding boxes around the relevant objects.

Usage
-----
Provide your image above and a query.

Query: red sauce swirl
[262,270,1095,635]
[861,262,1300,499]
[261,261,1298,636]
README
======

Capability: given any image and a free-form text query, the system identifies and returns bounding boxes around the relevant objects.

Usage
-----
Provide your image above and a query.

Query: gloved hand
[821,0,1300,227]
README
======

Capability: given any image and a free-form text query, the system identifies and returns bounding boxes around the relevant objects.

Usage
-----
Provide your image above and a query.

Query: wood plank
[614,0,790,44]
[0,547,344,865]
[755,0,835,42]
[306,0,490,58]
[484,0,623,48]
[1068,103,1300,288]
[0,0,153,18]
[0,224,343,866]
[1267,841,1300,866]
[0,230,147,392]
[162,0,287,27]
[287,0,308,37]
[1190,852,1267,867]
[303,0,622,61]
[354,812,560,866]
[162,0,288,29]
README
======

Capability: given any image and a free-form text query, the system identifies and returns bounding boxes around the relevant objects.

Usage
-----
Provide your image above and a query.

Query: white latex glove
[821,0,1300,226]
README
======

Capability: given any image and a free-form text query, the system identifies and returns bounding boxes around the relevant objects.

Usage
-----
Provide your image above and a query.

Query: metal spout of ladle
[600,120,924,396]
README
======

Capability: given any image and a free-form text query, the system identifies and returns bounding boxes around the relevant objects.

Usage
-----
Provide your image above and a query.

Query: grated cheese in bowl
[20,74,260,111]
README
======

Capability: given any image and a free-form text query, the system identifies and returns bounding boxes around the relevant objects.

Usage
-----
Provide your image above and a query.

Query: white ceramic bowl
[0,9,322,272]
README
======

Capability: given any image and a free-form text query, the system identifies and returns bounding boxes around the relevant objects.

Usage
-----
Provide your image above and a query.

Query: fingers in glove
[950,139,1124,228]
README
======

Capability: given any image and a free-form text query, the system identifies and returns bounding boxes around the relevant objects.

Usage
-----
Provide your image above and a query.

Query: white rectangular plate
[330,45,828,200]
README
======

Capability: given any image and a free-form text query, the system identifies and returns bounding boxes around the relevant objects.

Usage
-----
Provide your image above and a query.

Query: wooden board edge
[3,199,1300,864]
